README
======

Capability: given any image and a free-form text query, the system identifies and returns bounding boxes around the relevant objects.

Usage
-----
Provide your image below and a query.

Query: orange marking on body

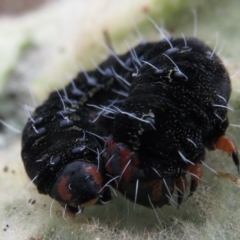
[85,165,103,186]
[215,135,237,155]
[119,147,132,182]
[119,147,140,182]
[57,176,72,202]
[186,163,203,197]
[105,138,141,182]
[149,179,164,202]
[141,179,165,201]
[105,139,117,173]
[109,139,116,150]
[105,163,113,174]
[119,147,131,166]
[187,163,203,183]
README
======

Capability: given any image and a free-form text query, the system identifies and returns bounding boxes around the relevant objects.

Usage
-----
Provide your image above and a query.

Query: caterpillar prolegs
[21,37,239,212]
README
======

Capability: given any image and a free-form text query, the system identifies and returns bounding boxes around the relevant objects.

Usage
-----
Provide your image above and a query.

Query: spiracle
[104,37,239,208]
[21,36,239,213]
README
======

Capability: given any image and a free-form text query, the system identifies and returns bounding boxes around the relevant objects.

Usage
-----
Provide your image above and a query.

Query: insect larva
[21,35,239,212]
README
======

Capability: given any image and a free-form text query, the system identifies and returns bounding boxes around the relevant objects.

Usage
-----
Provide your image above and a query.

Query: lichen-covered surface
[1,0,240,239]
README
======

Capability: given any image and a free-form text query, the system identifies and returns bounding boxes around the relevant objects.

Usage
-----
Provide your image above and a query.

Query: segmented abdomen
[105,37,231,207]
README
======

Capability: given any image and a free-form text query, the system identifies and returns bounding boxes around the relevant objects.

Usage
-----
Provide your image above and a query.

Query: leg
[187,163,203,197]
[214,135,239,172]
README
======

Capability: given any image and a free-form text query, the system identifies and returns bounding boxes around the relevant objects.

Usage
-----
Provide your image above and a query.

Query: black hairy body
[21,37,238,211]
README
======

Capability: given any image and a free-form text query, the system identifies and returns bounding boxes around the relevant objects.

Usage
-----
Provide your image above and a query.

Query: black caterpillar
[21,36,239,213]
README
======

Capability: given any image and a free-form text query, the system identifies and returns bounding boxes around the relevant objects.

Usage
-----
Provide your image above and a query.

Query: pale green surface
[1,0,240,239]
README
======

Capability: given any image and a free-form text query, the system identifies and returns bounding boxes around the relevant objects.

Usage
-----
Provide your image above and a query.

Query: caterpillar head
[49,161,111,213]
